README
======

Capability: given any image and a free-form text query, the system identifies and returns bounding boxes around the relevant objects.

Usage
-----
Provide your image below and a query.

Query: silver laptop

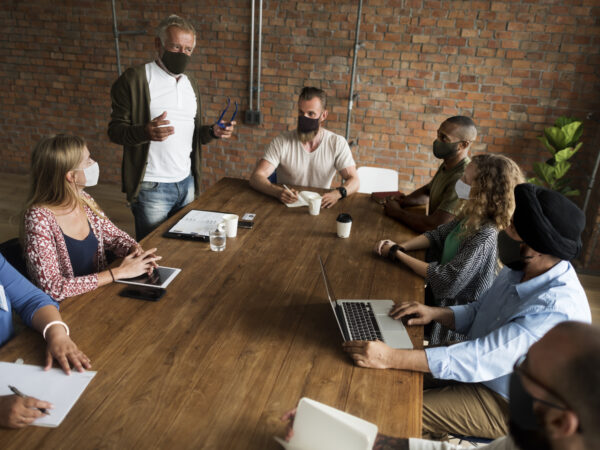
[319,256,413,349]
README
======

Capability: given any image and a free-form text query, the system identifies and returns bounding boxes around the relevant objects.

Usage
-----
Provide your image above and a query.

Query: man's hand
[279,186,299,204]
[145,111,174,142]
[389,302,436,325]
[342,340,394,369]
[321,190,342,208]
[383,198,403,219]
[44,326,92,375]
[212,121,236,139]
[0,395,52,428]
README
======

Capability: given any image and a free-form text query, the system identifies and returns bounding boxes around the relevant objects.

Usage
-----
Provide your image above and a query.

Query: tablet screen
[115,266,181,289]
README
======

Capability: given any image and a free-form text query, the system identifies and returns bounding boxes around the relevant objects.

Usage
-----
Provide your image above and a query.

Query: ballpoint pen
[8,385,50,415]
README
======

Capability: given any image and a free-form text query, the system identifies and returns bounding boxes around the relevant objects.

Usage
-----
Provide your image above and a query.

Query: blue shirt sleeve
[0,254,57,327]
[425,310,569,383]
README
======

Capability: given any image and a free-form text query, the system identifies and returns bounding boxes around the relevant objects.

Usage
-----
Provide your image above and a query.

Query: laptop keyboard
[343,302,383,341]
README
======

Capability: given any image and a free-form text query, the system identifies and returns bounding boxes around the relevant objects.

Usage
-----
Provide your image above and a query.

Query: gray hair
[156,14,196,45]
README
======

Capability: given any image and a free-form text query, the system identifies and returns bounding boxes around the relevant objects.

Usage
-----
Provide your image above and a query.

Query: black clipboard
[162,209,229,242]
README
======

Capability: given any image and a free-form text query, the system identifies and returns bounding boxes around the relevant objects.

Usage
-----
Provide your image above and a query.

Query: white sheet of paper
[168,210,227,236]
[285,191,320,208]
[0,362,96,427]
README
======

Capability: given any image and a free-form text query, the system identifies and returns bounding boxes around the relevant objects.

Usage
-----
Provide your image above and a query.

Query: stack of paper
[286,191,321,208]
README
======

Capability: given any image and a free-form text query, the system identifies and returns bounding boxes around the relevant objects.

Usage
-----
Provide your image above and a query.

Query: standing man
[344,184,591,439]
[385,116,476,232]
[108,15,236,240]
[249,87,359,208]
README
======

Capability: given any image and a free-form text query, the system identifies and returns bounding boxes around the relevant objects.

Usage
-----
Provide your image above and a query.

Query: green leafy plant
[528,116,582,196]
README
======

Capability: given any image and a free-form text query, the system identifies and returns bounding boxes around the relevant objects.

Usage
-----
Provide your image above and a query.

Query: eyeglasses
[513,354,568,411]
[216,98,238,129]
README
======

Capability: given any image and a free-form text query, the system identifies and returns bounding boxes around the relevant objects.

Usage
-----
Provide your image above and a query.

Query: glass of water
[209,224,226,252]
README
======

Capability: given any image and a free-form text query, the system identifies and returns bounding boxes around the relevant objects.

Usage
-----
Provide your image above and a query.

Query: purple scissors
[216,98,238,129]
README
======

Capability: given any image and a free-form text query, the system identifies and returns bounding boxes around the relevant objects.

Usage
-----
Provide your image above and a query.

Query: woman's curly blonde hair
[458,154,524,237]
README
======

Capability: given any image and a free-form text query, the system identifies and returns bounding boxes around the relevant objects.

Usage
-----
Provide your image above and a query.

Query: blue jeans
[131,174,195,240]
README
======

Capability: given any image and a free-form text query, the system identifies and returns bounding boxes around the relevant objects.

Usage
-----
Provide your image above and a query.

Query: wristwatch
[336,186,347,199]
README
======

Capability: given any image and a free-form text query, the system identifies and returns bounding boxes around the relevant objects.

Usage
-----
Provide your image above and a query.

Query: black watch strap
[337,186,347,199]
[388,244,403,262]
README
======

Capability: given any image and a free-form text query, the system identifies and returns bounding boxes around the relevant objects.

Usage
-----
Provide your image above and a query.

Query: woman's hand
[44,325,91,375]
[374,239,397,257]
[116,248,161,278]
[389,302,436,325]
[0,395,53,428]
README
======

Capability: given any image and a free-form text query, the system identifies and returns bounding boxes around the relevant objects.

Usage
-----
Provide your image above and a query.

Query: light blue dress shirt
[425,260,591,399]
[0,254,58,347]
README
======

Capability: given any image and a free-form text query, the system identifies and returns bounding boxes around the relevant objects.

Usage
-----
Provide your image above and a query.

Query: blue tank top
[63,223,99,277]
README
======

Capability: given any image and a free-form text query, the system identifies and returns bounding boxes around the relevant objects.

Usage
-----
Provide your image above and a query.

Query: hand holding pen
[280,184,299,204]
[0,386,52,428]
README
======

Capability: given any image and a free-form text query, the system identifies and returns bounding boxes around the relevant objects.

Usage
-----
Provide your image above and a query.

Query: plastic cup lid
[336,213,352,223]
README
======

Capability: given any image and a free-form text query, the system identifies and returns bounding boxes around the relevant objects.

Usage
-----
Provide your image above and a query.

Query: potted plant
[528,116,582,196]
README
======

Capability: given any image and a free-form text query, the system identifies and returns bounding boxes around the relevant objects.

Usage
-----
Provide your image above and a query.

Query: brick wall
[1,0,599,267]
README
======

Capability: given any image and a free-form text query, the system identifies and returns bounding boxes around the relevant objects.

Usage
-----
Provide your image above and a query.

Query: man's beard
[297,128,319,143]
[509,418,552,450]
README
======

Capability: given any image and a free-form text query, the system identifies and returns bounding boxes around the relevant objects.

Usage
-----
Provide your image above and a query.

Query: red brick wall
[1,0,599,267]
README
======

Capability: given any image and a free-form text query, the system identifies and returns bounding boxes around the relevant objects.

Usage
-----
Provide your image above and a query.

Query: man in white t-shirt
[108,15,236,240]
[249,87,359,208]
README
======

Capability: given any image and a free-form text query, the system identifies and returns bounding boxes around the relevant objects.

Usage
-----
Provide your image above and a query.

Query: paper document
[274,397,378,450]
[0,362,97,427]
[168,210,227,236]
[286,191,321,208]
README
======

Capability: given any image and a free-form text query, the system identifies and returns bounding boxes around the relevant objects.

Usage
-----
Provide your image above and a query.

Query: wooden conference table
[0,177,424,448]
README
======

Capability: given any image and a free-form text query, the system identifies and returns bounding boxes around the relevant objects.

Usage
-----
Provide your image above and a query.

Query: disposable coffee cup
[309,196,322,215]
[336,213,352,238]
[222,214,239,238]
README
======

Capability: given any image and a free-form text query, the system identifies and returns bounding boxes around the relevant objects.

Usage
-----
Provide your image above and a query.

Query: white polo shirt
[144,61,197,183]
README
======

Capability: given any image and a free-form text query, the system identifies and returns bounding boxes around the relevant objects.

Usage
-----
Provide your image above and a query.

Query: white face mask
[75,162,100,187]
[455,178,471,200]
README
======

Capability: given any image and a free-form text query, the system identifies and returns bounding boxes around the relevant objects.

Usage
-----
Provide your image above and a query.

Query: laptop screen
[318,256,347,341]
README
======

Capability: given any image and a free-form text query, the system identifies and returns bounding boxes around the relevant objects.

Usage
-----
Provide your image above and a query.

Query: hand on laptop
[388,302,435,326]
[342,340,394,369]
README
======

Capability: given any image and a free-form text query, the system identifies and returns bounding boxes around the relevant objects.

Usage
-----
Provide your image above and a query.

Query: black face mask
[161,50,190,75]
[498,230,531,271]
[509,372,553,450]
[432,139,460,159]
[297,115,320,133]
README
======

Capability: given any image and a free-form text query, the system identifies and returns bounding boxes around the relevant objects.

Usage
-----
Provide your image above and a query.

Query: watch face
[338,187,347,198]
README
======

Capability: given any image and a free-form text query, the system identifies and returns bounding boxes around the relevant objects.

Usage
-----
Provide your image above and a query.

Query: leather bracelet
[108,267,115,282]
[388,244,404,262]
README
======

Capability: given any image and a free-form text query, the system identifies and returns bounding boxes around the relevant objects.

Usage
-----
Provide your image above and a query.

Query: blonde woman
[23,134,160,301]
[375,154,524,345]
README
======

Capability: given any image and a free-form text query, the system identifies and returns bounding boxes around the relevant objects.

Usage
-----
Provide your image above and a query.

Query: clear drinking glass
[209,224,226,251]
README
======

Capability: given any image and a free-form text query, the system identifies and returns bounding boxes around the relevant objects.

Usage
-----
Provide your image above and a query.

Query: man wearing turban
[343,184,592,439]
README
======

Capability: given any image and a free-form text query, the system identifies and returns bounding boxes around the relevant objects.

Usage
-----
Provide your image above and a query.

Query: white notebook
[275,397,378,450]
[0,362,97,427]
[286,191,321,208]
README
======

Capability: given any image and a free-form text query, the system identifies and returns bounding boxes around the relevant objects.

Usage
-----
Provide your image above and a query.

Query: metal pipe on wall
[345,0,363,142]
[110,0,145,75]
[249,0,255,111]
[111,0,122,75]
[256,0,263,113]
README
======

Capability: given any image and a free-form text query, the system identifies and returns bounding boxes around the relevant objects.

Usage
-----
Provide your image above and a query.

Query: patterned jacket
[424,219,499,345]
[24,193,137,301]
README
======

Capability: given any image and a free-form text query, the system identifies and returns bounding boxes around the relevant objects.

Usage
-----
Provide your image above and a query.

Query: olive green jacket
[107,63,214,202]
